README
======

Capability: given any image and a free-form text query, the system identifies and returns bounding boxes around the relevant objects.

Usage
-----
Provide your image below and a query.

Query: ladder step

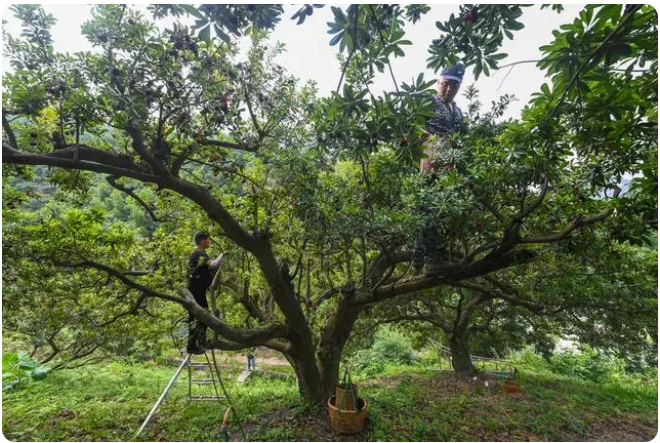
[187,363,231,369]
[191,379,216,385]
[189,395,227,401]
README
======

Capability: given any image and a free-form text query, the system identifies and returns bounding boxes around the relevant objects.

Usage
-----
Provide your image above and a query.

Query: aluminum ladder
[135,352,228,436]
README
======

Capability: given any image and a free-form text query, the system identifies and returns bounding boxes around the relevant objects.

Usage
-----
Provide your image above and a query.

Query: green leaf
[18,359,36,370]
[508,21,524,31]
[31,367,49,380]
[199,25,211,43]
[2,353,18,368]
[331,6,346,24]
[179,4,204,19]
[330,33,343,46]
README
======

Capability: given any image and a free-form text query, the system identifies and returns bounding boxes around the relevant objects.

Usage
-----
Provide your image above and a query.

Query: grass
[2,356,657,442]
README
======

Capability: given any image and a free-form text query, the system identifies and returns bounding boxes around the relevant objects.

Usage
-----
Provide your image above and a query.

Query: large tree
[3,4,656,403]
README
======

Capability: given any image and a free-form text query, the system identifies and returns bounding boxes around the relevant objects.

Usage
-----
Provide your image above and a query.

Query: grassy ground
[2,354,657,442]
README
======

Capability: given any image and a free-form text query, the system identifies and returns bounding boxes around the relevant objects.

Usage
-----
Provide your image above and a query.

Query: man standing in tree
[413,63,466,276]
[187,231,224,354]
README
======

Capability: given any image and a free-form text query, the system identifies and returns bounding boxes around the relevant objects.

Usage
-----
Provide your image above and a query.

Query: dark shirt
[188,249,211,304]
[426,95,463,137]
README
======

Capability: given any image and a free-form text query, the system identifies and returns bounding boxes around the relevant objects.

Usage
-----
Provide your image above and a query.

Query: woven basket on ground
[328,396,368,434]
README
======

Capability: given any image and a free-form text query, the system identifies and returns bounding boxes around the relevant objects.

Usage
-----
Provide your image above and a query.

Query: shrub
[547,348,625,383]
[2,351,50,391]
[349,328,418,377]
[510,346,628,383]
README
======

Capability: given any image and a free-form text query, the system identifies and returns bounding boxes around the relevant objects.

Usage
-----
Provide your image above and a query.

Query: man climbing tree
[413,63,466,276]
[187,232,224,354]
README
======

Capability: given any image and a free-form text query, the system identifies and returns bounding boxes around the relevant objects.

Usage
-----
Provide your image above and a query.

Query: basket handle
[341,366,354,388]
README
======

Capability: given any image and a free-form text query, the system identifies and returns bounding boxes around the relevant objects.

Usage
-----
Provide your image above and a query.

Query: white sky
[2,4,584,119]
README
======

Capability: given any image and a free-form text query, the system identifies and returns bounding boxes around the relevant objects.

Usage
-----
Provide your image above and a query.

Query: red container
[502,380,520,394]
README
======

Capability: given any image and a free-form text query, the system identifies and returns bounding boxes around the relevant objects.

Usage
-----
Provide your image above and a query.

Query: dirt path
[214,347,291,368]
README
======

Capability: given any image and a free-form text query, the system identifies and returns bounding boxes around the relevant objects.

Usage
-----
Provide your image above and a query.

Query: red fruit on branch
[220,93,230,112]
[463,6,478,23]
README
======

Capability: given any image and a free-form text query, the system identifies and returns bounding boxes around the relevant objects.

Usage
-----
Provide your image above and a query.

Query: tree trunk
[285,351,327,404]
[318,344,341,396]
[449,331,475,374]
[317,298,363,399]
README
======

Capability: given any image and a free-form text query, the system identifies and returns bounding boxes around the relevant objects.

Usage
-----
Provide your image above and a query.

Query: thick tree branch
[125,121,169,176]
[179,287,288,346]
[170,145,194,177]
[354,249,537,305]
[47,256,288,347]
[200,138,257,152]
[209,337,291,354]
[3,143,164,184]
[367,249,413,285]
[312,288,337,309]
[2,110,18,149]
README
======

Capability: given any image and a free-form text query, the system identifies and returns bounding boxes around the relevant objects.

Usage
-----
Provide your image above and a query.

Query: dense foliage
[2,4,657,403]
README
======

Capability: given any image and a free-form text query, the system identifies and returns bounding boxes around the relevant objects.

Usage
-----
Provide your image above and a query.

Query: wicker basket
[328,396,368,434]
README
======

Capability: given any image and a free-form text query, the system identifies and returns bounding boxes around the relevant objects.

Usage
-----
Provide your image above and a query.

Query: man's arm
[209,252,225,269]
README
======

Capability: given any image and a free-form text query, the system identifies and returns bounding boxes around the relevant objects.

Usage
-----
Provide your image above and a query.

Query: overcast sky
[2,4,583,119]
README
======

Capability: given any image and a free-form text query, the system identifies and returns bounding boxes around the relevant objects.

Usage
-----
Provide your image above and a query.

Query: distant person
[247,347,256,371]
[187,231,224,354]
[413,63,466,276]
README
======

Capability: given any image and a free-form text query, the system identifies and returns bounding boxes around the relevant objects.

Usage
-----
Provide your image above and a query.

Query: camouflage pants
[412,174,442,266]
[188,314,207,348]
[187,287,208,348]
[414,135,463,266]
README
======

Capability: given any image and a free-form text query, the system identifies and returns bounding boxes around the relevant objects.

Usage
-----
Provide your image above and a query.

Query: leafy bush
[547,349,626,383]
[510,347,628,383]
[2,351,50,391]
[349,328,418,377]
[416,347,442,367]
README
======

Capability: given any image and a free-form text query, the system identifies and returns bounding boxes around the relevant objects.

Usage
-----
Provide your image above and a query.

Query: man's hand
[210,252,225,269]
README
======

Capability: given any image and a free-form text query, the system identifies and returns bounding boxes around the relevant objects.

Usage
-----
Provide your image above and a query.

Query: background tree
[364,237,657,373]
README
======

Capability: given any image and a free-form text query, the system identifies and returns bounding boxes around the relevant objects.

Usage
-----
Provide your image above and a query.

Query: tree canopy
[2,4,657,403]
